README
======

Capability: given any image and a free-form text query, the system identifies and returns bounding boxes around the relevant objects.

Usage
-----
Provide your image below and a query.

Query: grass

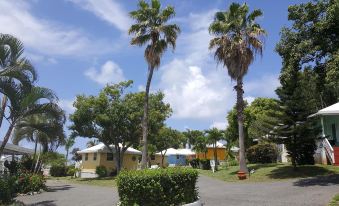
[198,163,339,182]
[47,176,116,187]
[329,194,339,206]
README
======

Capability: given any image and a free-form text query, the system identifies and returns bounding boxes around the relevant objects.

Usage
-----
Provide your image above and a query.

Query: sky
[0,0,311,152]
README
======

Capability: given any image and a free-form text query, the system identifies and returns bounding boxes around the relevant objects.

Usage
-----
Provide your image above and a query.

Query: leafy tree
[86,139,100,148]
[71,148,82,162]
[209,3,266,173]
[150,127,183,167]
[70,81,171,173]
[129,0,180,168]
[276,0,339,108]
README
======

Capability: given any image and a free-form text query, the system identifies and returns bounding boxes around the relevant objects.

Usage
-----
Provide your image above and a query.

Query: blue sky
[0,0,310,152]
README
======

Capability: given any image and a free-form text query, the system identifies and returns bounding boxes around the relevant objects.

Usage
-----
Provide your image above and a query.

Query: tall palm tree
[0,86,62,156]
[0,34,37,129]
[129,0,180,168]
[209,3,266,173]
[64,136,75,164]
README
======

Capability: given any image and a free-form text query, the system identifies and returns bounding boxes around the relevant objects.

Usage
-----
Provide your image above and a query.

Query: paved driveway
[198,174,339,206]
[16,180,119,206]
[17,174,339,206]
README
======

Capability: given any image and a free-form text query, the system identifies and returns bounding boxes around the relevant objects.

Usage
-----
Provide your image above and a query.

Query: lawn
[329,194,339,206]
[47,176,116,187]
[198,163,339,182]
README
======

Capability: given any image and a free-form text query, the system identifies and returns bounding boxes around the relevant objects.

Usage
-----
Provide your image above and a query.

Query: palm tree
[12,112,65,159]
[64,136,75,164]
[209,3,266,173]
[129,0,180,168]
[0,86,62,156]
[205,128,224,170]
[0,34,37,129]
[86,139,99,148]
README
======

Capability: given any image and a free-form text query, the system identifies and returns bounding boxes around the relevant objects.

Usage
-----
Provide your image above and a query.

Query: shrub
[227,158,239,166]
[189,159,200,168]
[95,166,107,178]
[0,176,17,204]
[50,165,67,177]
[117,168,198,206]
[17,173,46,193]
[199,159,211,170]
[66,166,76,176]
[247,143,278,164]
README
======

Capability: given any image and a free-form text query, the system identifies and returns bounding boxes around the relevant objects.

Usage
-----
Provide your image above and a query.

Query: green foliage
[199,159,211,170]
[66,166,76,176]
[117,168,198,206]
[0,176,17,204]
[95,166,107,178]
[50,165,67,177]
[188,159,200,169]
[247,143,278,164]
[4,160,19,175]
[70,81,172,172]
[17,173,46,193]
[41,152,66,166]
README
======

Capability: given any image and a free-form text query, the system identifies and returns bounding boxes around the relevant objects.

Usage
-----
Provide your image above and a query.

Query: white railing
[323,138,335,164]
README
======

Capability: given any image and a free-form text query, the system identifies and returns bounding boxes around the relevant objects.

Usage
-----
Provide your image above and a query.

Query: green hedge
[0,176,17,204]
[50,165,67,177]
[117,168,198,206]
[95,166,107,178]
[247,143,278,164]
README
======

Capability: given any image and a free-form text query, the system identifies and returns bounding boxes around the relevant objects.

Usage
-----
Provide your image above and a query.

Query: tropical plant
[0,86,63,156]
[192,134,208,158]
[205,128,224,170]
[209,3,266,172]
[71,148,82,162]
[86,139,99,148]
[129,0,180,168]
[64,136,75,164]
[12,112,65,159]
[0,34,37,129]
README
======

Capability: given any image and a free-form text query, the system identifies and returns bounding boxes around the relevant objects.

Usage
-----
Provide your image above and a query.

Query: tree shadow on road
[47,185,74,192]
[293,174,339,187]
[267,165,336,180]
[26,200,56,206]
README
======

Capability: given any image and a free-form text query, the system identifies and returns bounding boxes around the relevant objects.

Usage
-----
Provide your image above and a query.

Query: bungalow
[155,148,196,166]
[196,142,226,161]
[77,143,142,178]
[309,102,339,166]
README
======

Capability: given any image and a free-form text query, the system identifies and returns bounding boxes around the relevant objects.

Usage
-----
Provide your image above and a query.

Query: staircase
[323,138,335,165]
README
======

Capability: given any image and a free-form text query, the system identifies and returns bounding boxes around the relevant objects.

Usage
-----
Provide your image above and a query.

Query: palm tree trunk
[236,77,248,173]
[141,66,154,169]
[214,141,218,171]
[31,135,38,171]
[0,123,14,156]
[0,95,8,129]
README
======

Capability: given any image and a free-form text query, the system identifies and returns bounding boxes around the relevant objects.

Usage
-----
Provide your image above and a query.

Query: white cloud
[84,60,125,85]
[244,96,256,105]
[245,75,280,97]
[210,121,228,130]
[59,99,75,114]
[0,0,112,57]
[69,0,131,32]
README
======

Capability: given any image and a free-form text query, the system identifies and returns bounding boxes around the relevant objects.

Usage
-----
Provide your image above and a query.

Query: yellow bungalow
[196,142,226,161]
[78,143,141,178]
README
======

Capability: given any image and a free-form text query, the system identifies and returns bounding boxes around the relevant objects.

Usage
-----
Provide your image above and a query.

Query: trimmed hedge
[117,168,198,206]
[247,143,278,164]
[50,165,67,177]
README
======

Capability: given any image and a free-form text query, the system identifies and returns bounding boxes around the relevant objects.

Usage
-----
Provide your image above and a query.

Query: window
[151,155,155,160]
[107,153,113,161]
[93,153,97,161]
[85,153,88,161]
[132,156,137,161]
[176,155,180,160]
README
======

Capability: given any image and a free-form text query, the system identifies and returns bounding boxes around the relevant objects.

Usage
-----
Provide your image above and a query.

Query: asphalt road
[17,174,339,206]
[198,174,339,206]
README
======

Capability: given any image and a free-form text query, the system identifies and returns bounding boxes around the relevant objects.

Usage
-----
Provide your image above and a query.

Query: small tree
[71,148,82,162]
[150,127,183,167]
[205,128,224,170]
[192,134,208,159]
